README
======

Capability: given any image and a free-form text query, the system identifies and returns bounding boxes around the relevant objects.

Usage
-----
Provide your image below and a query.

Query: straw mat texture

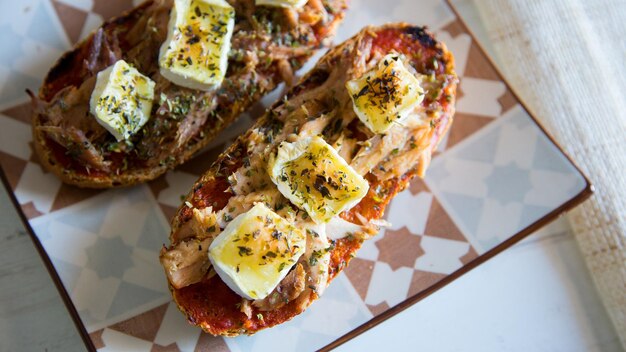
[475,0,626,346]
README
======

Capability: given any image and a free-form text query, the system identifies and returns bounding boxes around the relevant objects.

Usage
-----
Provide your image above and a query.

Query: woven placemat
[474,0,626,347]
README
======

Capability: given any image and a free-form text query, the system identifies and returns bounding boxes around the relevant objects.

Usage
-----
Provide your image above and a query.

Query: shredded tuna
[174,99,216,150]
[171,206,218,243]
[350,126,409,176]
[276,59,295,87]
[38,126,111,172]
[240,298,253,319]
[216,189,283,228]
[160,237,212,289]
[253,263,306,311]
[371,126,433,180]
[85,27,123,76]
[282,8,299,29]
[302,224,331,296]
[334,135,358,163]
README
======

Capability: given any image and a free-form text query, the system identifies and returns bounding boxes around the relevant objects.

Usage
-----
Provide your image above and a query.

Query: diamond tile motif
[425,106,587,252]
[86,237,134,279]
[92,0,134,21]
[0,24,26,65]
[29,186,171,330]
[28,1,69,50]
[109,304,168,343]
[424,198,466,242]
[0,0,589,350]
[51,0,88,44]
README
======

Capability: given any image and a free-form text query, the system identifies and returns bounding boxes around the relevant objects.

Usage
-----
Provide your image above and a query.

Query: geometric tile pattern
[30,186,171,331]
[90,274,372,352]
[0,0,588,351]
[425,106,587,252]
[344,180,478,317]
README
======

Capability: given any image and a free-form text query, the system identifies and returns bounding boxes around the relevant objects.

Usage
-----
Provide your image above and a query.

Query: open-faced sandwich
[30,0,348,188]
[160,23,458,335]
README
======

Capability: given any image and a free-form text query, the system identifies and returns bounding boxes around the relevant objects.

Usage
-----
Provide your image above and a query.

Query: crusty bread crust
[33,124,171,188]
[165,23,458,336]
[32,0,348,188]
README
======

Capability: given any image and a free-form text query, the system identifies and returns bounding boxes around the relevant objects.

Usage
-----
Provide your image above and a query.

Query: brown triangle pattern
[446,112,492,149]
[90,329,105,349]
[151,343,181,352]
[408,269,446,297]
[50,183,103,212]
[424,198,465,242]
[21,201,44,219]
[460,246,479,265]
[464,41,500,81]
[367,302,390,317]
[92,0,135,21]
[498,88,518,114]
[109,303,169,342]
[1,102,32,125]
[441,19,465,38]
[51,0,88,45]
[376,228,423,271]
[342,257,375,301]
[195,333,229,352]
[408,177,430,195]
[0,151,27,189]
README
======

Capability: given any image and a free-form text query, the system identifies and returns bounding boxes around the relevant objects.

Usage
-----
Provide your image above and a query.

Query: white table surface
[0,1,622,351]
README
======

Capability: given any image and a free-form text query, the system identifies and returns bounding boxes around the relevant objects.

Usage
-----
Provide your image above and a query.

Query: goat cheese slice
[159,0,235,90]
[255,0,308,9]
[346,54,425,134]
[208,203,306,300]
[268,136,369,224]
[89,60,155,141]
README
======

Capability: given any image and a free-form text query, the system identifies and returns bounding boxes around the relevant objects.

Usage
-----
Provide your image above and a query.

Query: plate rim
[0,1,592,351]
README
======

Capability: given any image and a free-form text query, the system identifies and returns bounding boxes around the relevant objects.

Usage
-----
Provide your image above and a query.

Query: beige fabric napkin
[473,0,626,347]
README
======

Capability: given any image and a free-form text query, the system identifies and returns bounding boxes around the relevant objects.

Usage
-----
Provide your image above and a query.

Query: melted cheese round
[346,54,424,133]
[159,0,235,90]
[208,203,306,300]
[268,136,369,224]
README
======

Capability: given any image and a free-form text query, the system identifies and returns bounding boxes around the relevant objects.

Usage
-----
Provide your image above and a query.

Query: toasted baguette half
[31,0,348,188]
[161,23,457,336]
